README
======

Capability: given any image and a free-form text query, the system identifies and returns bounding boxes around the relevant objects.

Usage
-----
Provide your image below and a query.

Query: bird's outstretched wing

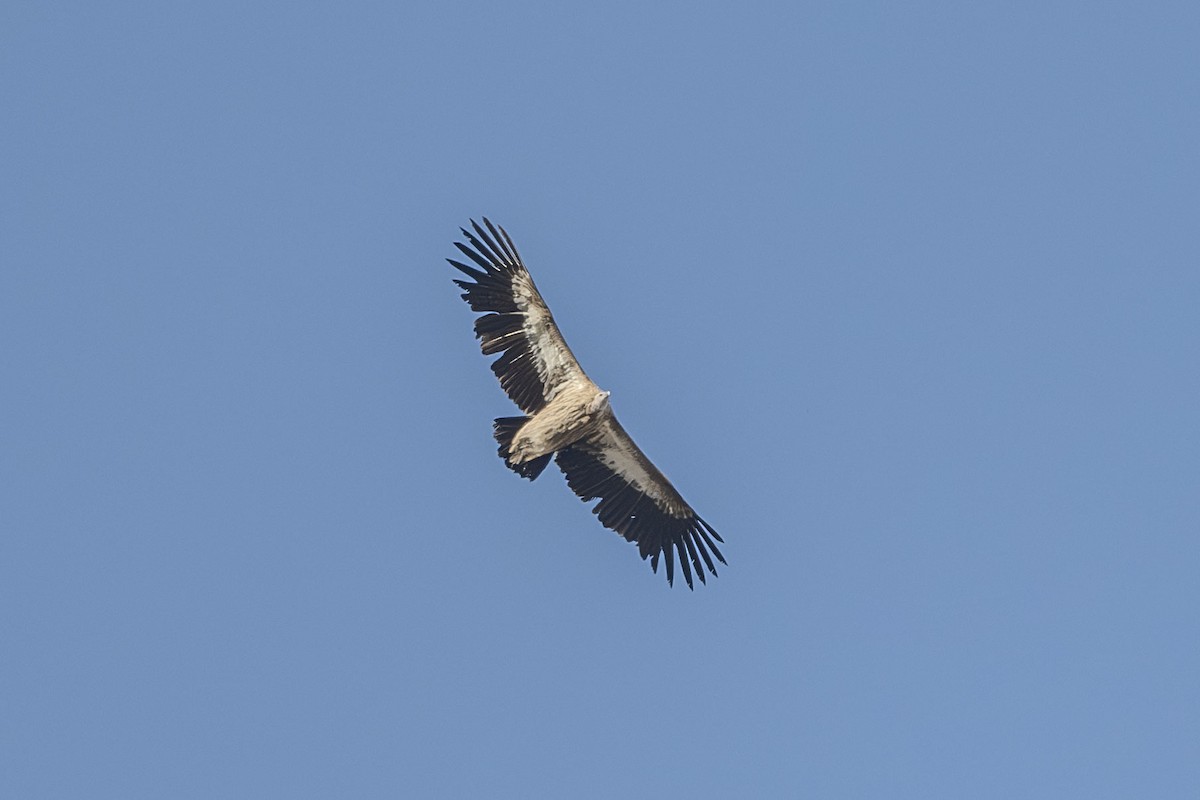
[555,415,725,589]
[448,219,588,413]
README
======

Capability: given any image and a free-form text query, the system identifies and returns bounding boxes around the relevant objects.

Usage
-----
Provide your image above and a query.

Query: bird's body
[504,385,609,467]
[448,219,725,588]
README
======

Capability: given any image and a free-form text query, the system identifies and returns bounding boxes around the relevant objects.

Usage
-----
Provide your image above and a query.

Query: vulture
[448,218,726,588]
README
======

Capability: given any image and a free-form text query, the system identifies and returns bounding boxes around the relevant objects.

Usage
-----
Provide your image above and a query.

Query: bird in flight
[448,218,725,588]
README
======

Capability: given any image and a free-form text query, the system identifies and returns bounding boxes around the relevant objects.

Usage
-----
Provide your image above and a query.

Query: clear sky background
[3,2,1198,797]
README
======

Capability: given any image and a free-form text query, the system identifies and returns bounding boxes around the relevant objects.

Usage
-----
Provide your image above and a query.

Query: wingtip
[676,539,695,589]
[697,516,724,544]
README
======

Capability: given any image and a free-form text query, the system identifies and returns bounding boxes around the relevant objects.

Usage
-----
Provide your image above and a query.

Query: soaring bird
[448,219,725,588]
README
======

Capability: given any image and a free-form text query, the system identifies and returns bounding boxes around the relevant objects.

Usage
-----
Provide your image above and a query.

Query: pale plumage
[448,219,725,588]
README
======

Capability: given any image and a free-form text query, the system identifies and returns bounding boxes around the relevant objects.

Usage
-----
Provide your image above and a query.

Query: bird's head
[588,390,611,414]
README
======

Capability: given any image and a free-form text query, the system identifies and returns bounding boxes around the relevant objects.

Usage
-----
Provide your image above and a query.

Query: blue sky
[3,1,1198,797]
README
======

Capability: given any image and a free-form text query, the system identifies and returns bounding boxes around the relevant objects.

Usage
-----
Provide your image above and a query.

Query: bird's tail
[493,416,552,480]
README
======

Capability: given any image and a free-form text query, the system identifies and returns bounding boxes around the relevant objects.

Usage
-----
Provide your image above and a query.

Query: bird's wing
[449,219,589,414]
[555,414,725,589]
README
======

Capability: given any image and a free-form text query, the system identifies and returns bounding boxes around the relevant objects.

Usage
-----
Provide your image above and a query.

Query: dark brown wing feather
[555,415,725,589]
[448,219,587,414]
